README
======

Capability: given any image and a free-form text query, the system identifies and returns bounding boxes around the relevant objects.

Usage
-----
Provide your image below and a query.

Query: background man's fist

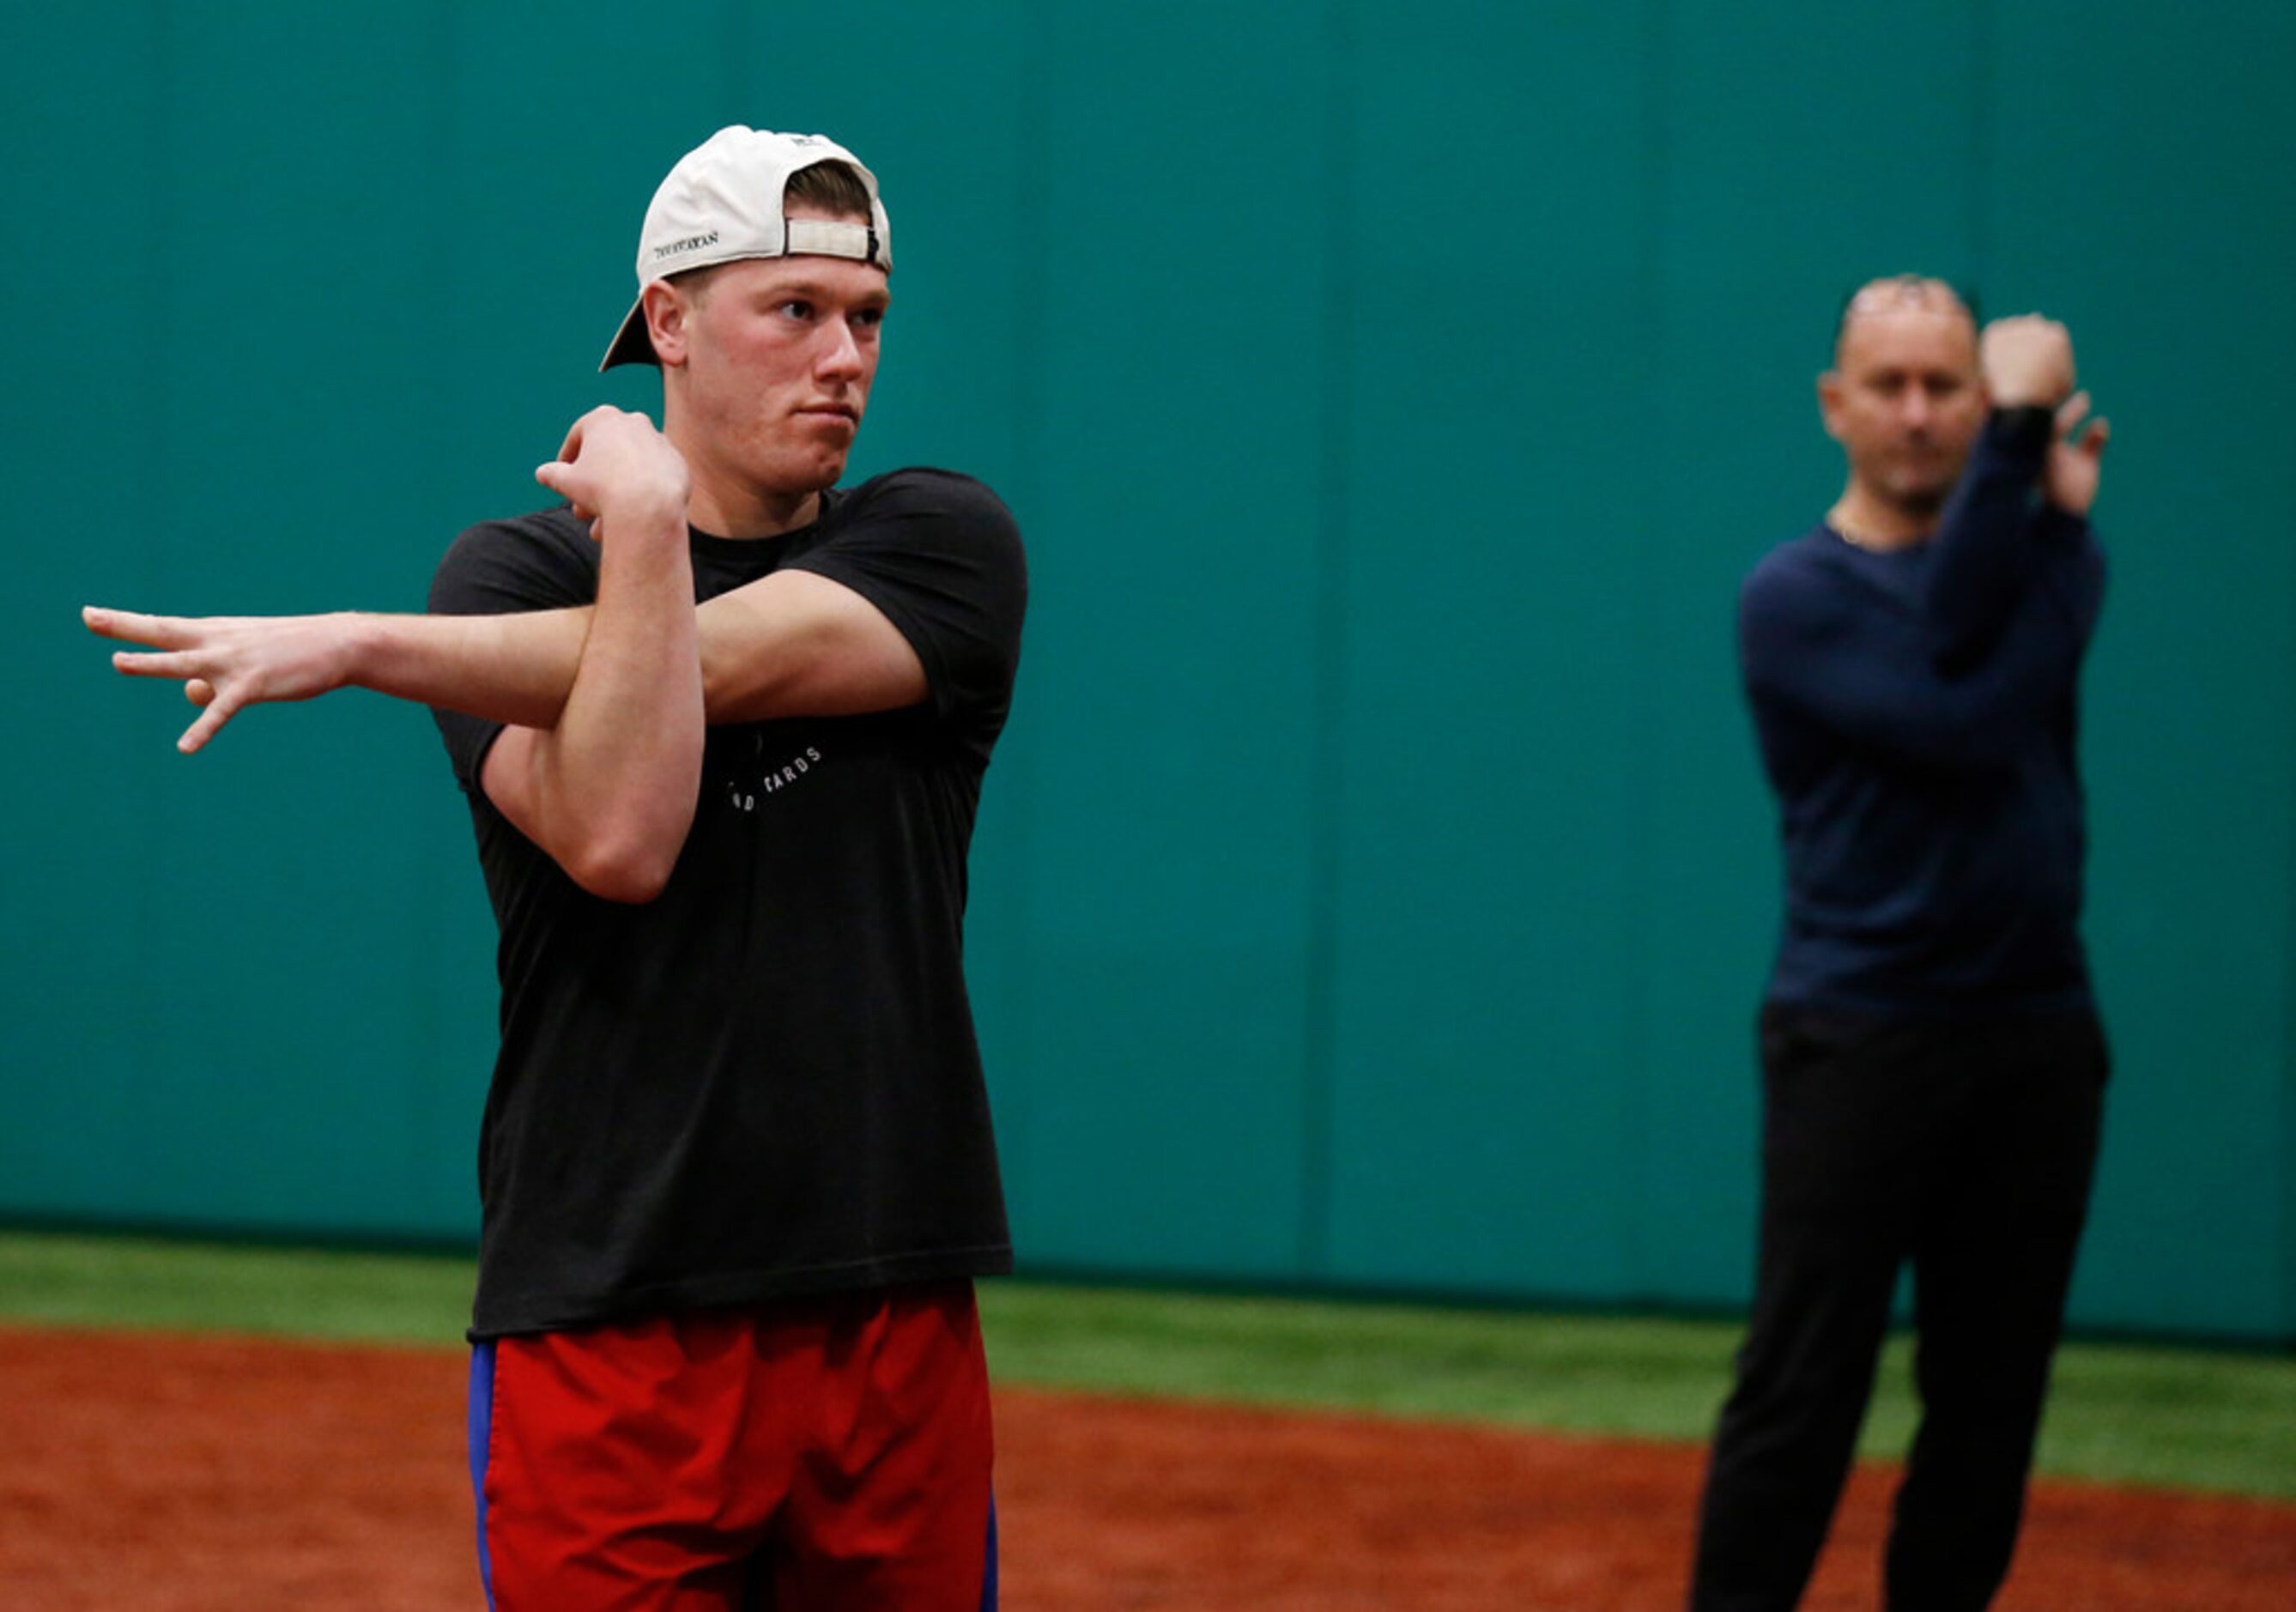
[1981,315,2076,409]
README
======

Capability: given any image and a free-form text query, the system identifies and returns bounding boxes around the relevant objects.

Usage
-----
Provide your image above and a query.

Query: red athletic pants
[468,1282,996,1610]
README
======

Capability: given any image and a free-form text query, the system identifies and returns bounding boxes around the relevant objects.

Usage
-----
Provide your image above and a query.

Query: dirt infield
[2,1326,2288,1609]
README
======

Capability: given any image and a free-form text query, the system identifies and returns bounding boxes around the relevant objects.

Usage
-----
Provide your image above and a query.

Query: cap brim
[599,294,655,372]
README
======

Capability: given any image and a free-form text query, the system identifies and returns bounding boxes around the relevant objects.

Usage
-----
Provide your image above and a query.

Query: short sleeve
[792,470,1028,746]
[426,508,598,797]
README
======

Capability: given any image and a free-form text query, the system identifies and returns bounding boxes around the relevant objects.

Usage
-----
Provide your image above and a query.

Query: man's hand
[82,412,694,761]
[2044,390,2111,518]
[1980,314,2077,409]
[536,407,691,542]
[83,606,365,754]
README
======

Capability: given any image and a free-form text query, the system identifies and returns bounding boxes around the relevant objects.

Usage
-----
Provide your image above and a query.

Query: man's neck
[685,476,822,541]
[1827,485,1936,553]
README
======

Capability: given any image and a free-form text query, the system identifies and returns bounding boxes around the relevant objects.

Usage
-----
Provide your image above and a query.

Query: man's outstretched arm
[84,603,591,753]
[88,409,708,902]
[88,540,924,751]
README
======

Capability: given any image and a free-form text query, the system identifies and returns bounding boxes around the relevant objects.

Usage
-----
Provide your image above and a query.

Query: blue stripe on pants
[467,1342,497,1610]
[979,1494,999,1611]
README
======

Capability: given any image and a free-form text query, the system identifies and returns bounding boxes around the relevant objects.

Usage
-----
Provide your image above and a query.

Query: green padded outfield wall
[3,2,2291,1342]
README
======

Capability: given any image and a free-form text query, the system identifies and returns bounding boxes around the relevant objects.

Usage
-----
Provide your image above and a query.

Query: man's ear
[644,281,692,368]
[1816,370,1845,442]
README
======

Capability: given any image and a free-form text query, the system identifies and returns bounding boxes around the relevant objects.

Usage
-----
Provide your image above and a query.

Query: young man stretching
[88,124,1025,1610]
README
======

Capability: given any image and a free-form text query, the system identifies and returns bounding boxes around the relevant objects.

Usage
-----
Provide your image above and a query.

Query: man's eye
[855,307,886,329]
[779,300,815,320]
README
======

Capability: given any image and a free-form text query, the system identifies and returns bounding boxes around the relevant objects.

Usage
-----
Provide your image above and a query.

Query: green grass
[3,1232,2289,1500]
[977,1282,2296,1499]
[978,1282,1743,1439]
[0,1231,474,1345]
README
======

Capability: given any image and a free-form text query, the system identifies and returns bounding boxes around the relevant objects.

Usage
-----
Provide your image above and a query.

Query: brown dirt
[1,1325,2288,1609]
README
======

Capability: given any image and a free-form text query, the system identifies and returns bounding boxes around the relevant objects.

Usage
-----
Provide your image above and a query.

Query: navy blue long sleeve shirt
[1738,412,2106,1017]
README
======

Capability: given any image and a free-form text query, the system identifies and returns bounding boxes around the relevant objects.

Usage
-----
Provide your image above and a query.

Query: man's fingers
[176,686,245,754]
[2081,417,2110,457]
[2053,391,2092,436]
[186,679,216,708]
[534,462,596,510]
[83,606,188,648]
[111,648,206,681]
[535,463,603,533]
[554,412,594,464]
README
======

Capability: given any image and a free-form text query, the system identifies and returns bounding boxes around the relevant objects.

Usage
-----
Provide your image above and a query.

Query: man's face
[1819,296,1985,516]
[669,203,890,499]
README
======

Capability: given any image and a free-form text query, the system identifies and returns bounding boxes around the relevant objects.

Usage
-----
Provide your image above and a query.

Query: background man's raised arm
[1918,316,2090,671]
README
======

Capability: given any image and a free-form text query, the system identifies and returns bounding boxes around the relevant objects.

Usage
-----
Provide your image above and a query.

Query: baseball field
[2,1232,2290,1609]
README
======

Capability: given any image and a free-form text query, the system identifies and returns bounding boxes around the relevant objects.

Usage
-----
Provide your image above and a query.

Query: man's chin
[772,451,851,495]
[1877,474,1954,519]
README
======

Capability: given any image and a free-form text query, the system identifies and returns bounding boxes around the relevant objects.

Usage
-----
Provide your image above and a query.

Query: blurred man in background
[1690,276,2111,1611]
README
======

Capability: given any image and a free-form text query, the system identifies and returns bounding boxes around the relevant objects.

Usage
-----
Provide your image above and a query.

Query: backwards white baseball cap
[599,125,893,372]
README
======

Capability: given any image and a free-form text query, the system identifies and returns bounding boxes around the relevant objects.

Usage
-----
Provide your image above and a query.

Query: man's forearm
[353,607,591,729]
[479,404,706,902]
[362,581,830,731]
[1921,411,2051,671]
[505,517,703,901]
[356,559,906,732]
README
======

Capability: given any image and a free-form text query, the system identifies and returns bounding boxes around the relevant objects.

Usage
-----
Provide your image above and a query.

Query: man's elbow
[560,823,688,905]
[572,860,675,905]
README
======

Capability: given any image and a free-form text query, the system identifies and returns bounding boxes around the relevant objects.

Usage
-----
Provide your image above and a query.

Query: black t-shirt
[427,469,1025,1339]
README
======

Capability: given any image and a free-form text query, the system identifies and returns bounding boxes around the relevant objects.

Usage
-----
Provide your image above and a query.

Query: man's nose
[816,318,865,379]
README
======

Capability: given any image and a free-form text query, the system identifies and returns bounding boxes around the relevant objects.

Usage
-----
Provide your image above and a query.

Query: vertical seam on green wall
[1614,0,1675,1304]
[129,0,173,1201]
[2284,500,2296,1344]
[2284,192,2296,1344]
[1001,0,1054,1185]
[722,0,750,124]
[2269,14,2296,1349]
[1967,0,1993,291]
[409,0,457,1203]
[1298,0,1356,1280]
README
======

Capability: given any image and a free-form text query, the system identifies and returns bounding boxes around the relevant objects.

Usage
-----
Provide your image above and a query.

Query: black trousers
[1687,1003,2107,1612]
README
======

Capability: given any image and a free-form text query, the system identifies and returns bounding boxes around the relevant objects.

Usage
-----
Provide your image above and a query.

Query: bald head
[1834,276,1975,366]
